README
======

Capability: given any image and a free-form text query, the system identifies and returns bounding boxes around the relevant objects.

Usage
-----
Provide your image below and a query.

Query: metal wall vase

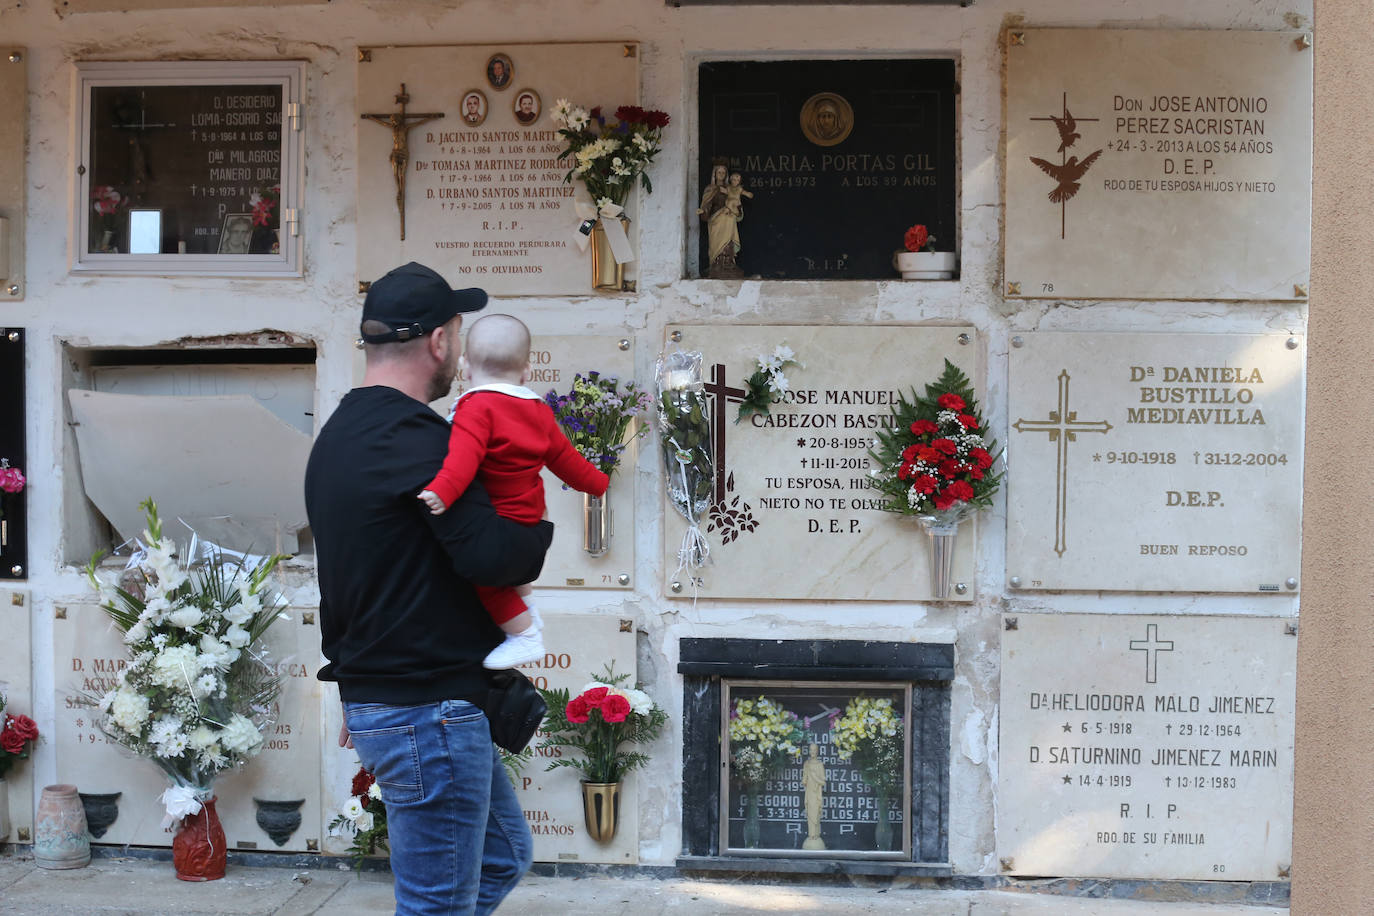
[583,490,610,557]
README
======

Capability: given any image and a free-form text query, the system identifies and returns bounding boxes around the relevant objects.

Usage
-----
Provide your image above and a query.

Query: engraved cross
[1129,624,1174,684]
[702,364,747,503]
[1012,369,1111,556]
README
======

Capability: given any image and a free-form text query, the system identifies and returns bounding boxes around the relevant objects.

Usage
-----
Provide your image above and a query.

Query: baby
[419,314,608,669]
[723,172,753,218]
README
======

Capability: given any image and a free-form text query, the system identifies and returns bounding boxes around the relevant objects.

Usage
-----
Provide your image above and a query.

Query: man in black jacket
[306,261,552,915]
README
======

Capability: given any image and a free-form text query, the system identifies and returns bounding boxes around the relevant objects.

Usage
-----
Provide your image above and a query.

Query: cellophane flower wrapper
[655,350,714,573]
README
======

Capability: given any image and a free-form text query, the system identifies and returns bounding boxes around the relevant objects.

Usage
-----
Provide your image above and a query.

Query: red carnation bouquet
[538,667,667,784]
[903,223,937,253]
[0,693,39,777]
[869,359,1001,521]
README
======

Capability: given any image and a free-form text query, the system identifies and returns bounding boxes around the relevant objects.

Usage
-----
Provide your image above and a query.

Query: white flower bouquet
[84,498,289,818]
[832,695,904,795]
[728,696,804,786]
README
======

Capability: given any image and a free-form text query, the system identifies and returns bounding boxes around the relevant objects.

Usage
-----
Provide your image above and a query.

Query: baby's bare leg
[501,609,533,635]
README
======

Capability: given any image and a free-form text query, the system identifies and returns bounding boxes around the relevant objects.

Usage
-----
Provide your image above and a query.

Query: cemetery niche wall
[0,328,25,579]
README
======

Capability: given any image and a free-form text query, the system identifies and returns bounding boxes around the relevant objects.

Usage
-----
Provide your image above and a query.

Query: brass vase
[590,218,629,292]
[580,781,620,843]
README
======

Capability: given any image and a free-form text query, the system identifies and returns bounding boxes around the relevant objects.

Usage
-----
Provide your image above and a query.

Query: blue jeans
[344,699,532,915]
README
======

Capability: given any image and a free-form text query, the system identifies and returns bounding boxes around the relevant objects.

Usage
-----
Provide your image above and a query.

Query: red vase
[172,796,227,881]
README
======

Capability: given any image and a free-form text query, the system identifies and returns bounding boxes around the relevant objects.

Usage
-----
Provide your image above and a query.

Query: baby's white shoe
[484,622,545,670]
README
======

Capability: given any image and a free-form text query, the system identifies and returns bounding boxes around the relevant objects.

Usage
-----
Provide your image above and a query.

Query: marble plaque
[0,588,33,841]
[999,613,1295,881]
[53,600,322,851]
[514,613,639,864]
[662,325,977,601]
[428,335,640,591]
[1006,332,1303,592]
[357,43,638,296]
[1005,29,1312,301]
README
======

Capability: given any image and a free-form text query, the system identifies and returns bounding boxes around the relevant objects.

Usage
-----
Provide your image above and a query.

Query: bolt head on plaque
[1009,575,1022,588]
[7,52,20,64]
[1285,577,1297,590]
[6,331,17,342]
[5,286,17,297]
[618,339,631,351]
[669,330,682,343]
[1286,337,1299,350]
[954,582,967,595]
[617,574,630,586]
[1011,336,1024,348]
[957,333,970,346]
[9,565,21,577]
[670,580,683,593]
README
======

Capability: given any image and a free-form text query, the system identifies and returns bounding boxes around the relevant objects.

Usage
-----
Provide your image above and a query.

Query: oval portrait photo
[486,53,513,90]
[461,89,488,127]
[513,89,541,125]
[799,92,854,147]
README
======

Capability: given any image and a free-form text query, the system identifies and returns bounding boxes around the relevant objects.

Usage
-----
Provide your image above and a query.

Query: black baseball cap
[360,262,487,343]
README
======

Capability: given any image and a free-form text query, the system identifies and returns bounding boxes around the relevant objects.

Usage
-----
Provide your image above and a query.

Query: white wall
[2,0,1310,873]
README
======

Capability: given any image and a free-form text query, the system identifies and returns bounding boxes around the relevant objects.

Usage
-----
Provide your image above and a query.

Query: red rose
[912,474,939,495]
[566,695,591,724]
[957,414,979,430]
[7,714,37,742]
[937,393,966,411]
[600,694,631,724]
[909,419,938,436]
[969,447,993,469]
[351,767,375,798]
[904,224,929,253]
[932,438,957,456]
[946,479,975,501]
[581,687,609,707]
[0,726,25,755]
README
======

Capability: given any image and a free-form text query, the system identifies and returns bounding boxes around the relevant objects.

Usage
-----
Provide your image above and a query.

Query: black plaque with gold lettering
[0,329,24,579]
[698,59,956,280]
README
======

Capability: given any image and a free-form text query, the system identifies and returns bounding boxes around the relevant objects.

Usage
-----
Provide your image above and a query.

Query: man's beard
[425,343,458,403]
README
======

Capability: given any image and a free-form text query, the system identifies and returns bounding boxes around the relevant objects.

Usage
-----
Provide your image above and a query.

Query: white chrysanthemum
[367,782,382,800]
[150,632,169,650]
[354,810,375,832]
[148,714,184,745]
[193,673,219,698]
[124,619,150,646]
[342,797,365,820]
[219,714,263,754]
[222,624,250,649]
[156,732,189,758]
[150,645,199,688]
[143,596,172,624]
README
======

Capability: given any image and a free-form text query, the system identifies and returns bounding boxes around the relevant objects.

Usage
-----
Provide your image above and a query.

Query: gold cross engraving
[361,83,444,241]
[1012,369,1112,557]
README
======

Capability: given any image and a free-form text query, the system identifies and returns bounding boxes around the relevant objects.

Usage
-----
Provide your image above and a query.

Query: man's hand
[338,723,354,749]
[418,489,448,515]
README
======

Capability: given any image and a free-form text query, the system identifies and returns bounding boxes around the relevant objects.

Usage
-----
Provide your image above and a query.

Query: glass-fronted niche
[74,61,305,276]
[722,680,911,859]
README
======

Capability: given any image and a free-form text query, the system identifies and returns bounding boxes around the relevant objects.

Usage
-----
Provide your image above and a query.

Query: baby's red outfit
[425,384,609,623]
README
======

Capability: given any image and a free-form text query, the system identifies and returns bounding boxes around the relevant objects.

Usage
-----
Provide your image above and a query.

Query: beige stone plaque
[0,588,33,841]
[663,326,978,601]
[357,43,639,295]
[53,599,322,851]
[1006,332,1303,592]
[1005,29,1312,301]
[0,48,26,301]
[429,335,641,591]
[513,613,639,864]
[998,613,1295,881]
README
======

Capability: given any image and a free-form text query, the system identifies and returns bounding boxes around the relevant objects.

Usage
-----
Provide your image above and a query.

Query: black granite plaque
[0,328,25,579]
[697,59,956,280]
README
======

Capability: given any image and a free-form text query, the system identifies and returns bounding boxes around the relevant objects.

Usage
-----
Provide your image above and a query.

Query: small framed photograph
[461,89,488,127]
[218,213,254,254]
[486,53,513,91]
[513,89,541,125]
